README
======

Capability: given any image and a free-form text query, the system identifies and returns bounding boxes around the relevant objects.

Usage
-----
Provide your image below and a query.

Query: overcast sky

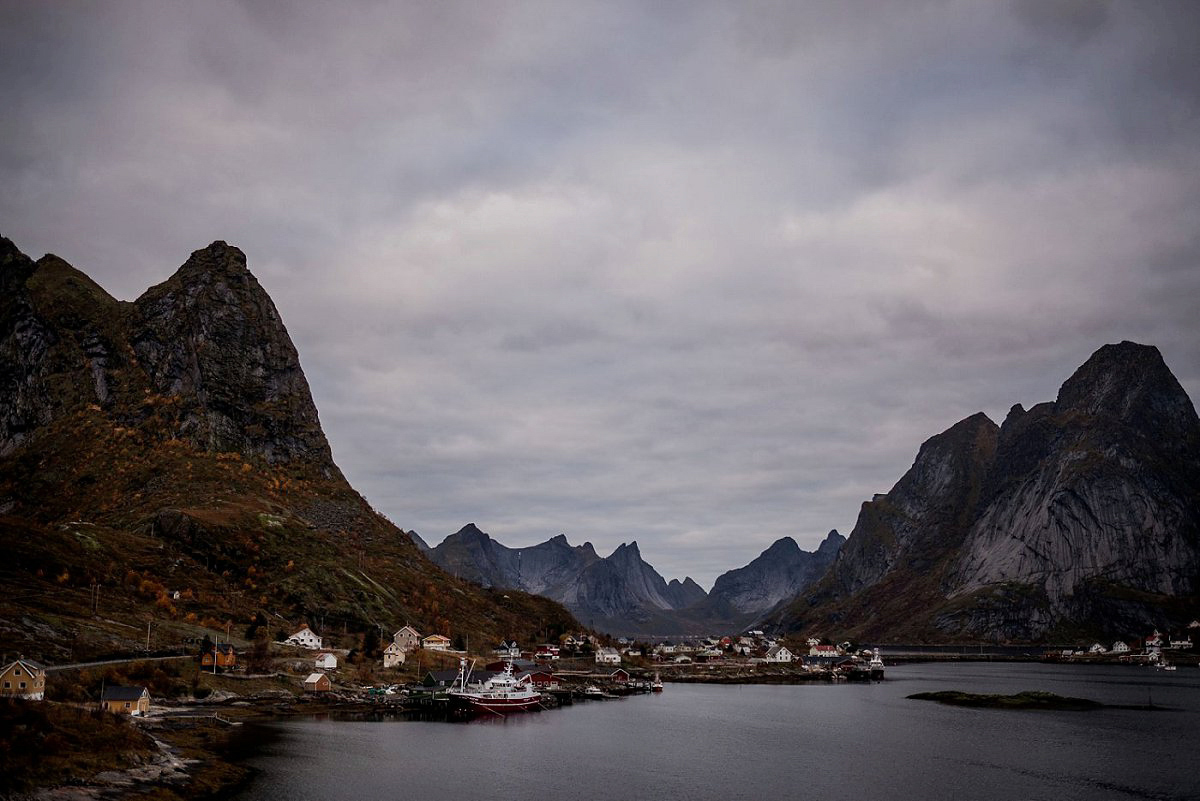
[3,1,1198,588]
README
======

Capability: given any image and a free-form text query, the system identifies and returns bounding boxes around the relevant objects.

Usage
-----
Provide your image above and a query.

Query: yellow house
[200,643,238,671]
[101,685,151,715]
[0,659,46,700]
[422,634,452,651]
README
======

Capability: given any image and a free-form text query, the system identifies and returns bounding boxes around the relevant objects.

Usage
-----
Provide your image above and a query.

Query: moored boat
[869,649,885,680]
[651,671,663,692]
[449,659,541,712]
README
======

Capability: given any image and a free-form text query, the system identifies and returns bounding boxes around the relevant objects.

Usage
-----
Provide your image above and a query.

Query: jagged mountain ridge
[775,342,1200,642]
[0,237,577,662]
[428,523,842,635]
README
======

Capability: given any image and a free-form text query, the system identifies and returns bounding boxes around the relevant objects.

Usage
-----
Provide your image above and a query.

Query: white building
[315,652,338,671]
[1111,641,1131,654]
[595,647,622,665]
[286,626,323,650]
[765,645,794,663]
[383,641,406,669]
[1088,643,1107,654]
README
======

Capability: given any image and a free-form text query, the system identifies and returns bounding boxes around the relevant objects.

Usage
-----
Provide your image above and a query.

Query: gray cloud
[3,0,1198,587]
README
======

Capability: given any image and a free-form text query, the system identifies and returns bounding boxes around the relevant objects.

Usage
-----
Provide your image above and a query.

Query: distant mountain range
[421,524,843,635]
[769,342,1200,642]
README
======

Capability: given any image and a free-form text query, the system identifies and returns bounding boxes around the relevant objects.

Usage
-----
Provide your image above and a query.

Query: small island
[907,690,1105,711]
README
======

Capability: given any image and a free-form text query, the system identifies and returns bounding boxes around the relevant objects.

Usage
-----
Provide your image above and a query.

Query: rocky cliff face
[0,238,339,476]
[776,342,1200,642]
[707,531,844,614]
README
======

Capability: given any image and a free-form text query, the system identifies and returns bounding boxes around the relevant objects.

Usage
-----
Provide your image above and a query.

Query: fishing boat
[869,649,885,680]
[651,671,663,692]
[582,684,605,698]
[449,659,541,712]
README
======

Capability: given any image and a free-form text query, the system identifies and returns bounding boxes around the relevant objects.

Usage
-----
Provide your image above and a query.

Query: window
[125,702,131,708]
[3,681,8,688]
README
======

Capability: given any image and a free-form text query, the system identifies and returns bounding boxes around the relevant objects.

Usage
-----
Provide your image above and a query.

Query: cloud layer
[3,0,1198,586]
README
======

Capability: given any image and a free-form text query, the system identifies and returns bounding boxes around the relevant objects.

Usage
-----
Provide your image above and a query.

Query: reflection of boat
[651,671,663,692]
[449,659,541,712]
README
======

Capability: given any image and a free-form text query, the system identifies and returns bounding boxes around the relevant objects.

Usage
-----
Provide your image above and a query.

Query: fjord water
[234,663,1199,801]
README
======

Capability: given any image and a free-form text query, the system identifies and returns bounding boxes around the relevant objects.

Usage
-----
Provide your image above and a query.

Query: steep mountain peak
[816,529,845,555]
[764,536,801,556]
[1056,341,1198,437]
[455,522,488,541]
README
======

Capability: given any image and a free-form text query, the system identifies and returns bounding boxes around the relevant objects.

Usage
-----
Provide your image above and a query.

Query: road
[44,654,195,672]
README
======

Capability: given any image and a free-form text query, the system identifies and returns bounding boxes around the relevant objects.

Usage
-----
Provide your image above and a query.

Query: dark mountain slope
[0,238,576,663]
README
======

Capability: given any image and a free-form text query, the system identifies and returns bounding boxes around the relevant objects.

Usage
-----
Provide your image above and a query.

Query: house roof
[214,643,236,654]
[304,673,328,684]
[102,685,148,701]
[291,626,318,637]
[2,659,44,674]
[423,634,451,642]
[394,625,421,637]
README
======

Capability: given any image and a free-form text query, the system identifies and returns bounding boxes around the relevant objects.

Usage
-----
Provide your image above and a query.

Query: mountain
[427,525,718,634]
[0,238,577,663]
[707,531,845,614]
[773,342,1200,642]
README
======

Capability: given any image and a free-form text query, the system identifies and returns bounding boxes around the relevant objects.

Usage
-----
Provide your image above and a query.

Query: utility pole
[146,619,152,650]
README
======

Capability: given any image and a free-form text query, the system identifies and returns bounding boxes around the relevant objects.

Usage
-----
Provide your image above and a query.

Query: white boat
[582,685,606,698]
[449,659,541,712]
[651,671,663,692]
[869,649,885,680]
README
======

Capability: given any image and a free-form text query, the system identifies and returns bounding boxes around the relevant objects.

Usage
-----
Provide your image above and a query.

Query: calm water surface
[234,663,1200,801]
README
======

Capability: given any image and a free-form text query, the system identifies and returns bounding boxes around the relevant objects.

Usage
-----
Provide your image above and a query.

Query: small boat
[651,671,663,692]
[582,685,605,698]
[449,659,541,713]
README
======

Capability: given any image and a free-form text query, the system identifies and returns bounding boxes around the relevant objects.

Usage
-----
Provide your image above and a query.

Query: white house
[383,641,406,669]
[315,652,338,671]
[595,647,621,665]
[392,625,421,652]
[422,634,452,651]
[493,640,521,658]
[765,645,794,663]
[1088,643,1107,654]
[286,626,323,650]
[1168,636,1193,650]
[1111,641,1131,654]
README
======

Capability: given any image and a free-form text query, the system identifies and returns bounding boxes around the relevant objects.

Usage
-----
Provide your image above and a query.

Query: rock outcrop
[775,342,1200,641]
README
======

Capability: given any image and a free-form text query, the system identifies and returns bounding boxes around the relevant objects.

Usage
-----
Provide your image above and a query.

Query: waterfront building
[304,673,332,692]
[595,647,621,665]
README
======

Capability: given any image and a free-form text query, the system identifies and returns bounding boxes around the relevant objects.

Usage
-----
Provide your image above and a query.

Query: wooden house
[200,643,237,671]
[285,625,323,650]
[0,659,46,700]
[392,625,421,652]
[101,685,150,715]
[383,641,406,668]
[422,634,452,651]
[304,672,332,692]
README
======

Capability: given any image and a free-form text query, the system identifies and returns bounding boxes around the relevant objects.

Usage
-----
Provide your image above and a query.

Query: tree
[198,634,214,661]
[363,626,381,659]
